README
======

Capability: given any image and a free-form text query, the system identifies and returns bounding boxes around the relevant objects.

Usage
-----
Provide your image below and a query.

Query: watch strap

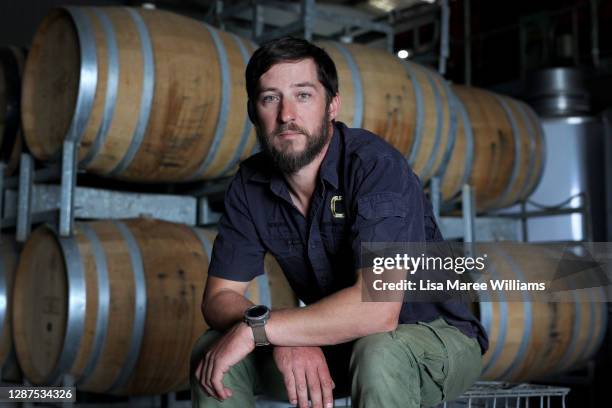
[251,324,270,346]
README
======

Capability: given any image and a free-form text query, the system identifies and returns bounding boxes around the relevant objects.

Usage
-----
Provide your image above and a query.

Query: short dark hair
[245,37,339,103]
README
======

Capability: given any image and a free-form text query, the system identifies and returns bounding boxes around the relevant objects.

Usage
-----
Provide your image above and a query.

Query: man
[191,37,487,408]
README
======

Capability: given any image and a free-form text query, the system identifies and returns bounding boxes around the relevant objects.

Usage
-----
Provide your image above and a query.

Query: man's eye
[297,93,311,101]
[262,95,278,104]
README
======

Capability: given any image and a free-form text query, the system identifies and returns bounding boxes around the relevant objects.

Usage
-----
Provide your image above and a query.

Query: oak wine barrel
[13,219,297,395]
[476,244,606,382]
[441,86,545,212]
[22,7,258,183]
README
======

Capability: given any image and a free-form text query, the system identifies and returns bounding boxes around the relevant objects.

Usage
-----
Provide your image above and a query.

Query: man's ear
[328,93,341,121]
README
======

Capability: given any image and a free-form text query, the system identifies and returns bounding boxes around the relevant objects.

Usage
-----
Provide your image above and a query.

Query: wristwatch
[244,305,271,346]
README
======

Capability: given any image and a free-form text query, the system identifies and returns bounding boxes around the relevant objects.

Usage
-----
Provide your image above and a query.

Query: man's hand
[195,322,255,401]
[273,346,335,408]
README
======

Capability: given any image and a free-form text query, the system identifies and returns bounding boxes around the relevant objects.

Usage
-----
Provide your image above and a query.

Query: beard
[255,109,331,175]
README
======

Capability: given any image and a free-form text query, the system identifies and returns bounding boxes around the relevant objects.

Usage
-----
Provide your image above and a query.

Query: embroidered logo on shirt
[330,195,345,218]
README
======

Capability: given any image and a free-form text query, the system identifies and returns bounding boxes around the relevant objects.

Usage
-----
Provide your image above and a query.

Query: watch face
[246,305,269,321]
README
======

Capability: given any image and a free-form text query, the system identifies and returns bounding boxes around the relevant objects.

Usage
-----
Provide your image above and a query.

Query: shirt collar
[248,122,342,190]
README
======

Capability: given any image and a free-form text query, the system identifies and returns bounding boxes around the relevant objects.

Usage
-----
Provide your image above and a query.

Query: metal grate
[440,381,571,408]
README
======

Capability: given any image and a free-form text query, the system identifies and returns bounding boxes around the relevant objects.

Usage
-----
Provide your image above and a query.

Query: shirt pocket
[320,221,347,254]
[356,192,408,222]
[266,223,304,259]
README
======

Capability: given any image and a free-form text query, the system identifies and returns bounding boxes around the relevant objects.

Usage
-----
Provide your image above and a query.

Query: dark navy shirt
[208,121,488,353]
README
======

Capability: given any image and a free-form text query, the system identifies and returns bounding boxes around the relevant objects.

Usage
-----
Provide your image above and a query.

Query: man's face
[252,58,339,174]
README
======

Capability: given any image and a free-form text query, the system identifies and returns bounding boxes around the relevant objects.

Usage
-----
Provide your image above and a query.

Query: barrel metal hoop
[64,7,98,147]
[330,43,363,129]
[0,252,6,343]
[108,8,154,176]
[447,92,475,203]
[578,299,596,364]
[513,101,538,200]
[524,106,547,198]
[557,291,581,372]
[494,248,532,381]
[433,78,458,179]
[76,224,110,386]
[219,33,253,178]
[45,227,87,385]
[79,8,119,168]
[420,68,444,180]
[191,227,212,260]
[108,221,146,392]
[476,257,493,374]
[489,95,522,209]
[592,288,608,361]
[481,257,508,376]
[188,24,231,180]
[404,63,425,165]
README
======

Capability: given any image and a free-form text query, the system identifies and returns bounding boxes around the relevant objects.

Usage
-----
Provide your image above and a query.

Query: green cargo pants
[190,318,482,408]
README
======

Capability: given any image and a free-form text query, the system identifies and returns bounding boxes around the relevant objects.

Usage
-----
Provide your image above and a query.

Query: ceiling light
[397,49,410,59]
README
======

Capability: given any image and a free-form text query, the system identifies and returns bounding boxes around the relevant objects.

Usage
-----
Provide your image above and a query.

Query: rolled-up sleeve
[350,154,433,269]
[208,171,265,281]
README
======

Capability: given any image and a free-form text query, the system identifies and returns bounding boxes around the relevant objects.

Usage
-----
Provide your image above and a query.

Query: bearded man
[190,37,487,408]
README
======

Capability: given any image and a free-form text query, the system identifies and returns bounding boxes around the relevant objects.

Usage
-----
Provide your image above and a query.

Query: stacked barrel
[12,219,298,395]
[18,7,545,214]
[475,244,606,382]
[0,3,595,398]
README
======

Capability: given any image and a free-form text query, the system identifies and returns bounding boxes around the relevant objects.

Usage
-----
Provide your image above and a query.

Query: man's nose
[278,99,296,123]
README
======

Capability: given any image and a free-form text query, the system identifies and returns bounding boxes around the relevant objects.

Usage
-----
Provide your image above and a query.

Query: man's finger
[318,366,334,408]
[211,365,230,400]
[293,367,309,408]
[196,358,216,399]
[282,370,298,406]
[306,368,323,408]
[195,358,204,384]
[205,351,218,398]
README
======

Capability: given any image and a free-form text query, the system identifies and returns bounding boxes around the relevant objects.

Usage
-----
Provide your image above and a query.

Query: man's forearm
[203,289,254,331]
[265,281,401,346]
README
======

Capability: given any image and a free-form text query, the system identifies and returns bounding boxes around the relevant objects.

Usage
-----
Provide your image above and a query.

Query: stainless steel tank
[523,116,605,242]
[525,68,591,118]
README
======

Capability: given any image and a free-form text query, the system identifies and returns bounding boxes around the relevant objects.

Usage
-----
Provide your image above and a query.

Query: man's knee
[350,332,418,387]
[350,332,421,407]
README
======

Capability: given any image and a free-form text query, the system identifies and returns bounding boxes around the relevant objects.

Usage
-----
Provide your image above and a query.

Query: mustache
[273,123,308,137]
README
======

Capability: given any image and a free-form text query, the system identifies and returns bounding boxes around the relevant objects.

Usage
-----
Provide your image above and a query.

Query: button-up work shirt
[208,121,488,353]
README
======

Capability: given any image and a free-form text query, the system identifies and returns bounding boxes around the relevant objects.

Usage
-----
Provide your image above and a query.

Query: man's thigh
[391,318,482,405]
[351,318,481,407]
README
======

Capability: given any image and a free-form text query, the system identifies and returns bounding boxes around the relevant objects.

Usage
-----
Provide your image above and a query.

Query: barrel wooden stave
[439,92,469,201]
[21,10,79,160]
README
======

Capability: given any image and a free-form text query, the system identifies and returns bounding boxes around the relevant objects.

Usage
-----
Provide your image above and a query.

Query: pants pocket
[418,319,482,402]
